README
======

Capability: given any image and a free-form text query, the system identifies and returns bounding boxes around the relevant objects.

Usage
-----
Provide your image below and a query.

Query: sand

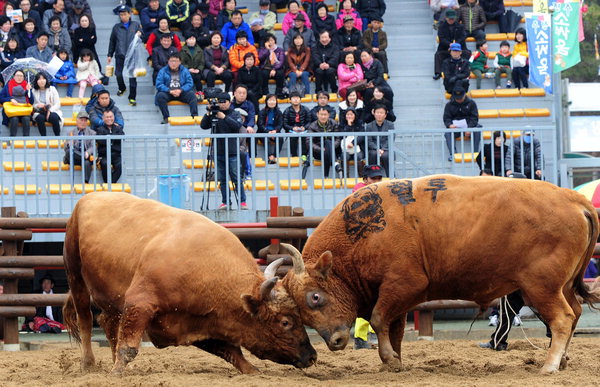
[1,338,599,386]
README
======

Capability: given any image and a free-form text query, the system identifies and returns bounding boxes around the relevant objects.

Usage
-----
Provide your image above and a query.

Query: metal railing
[0,126,558,216]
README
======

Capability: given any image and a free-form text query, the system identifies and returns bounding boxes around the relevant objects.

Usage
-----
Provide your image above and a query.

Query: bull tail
[574,210,600,310]
[63,292,81,343]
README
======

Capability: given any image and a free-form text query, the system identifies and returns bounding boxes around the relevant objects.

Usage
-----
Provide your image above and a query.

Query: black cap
[452,86,466,98]
[184,30,197,39]
[445,9,457,18]
[363,165,385,178]
[259,0,270,5]
[73,1,85,10]
[371,16,383,22]
[114,4,132,14]
[295,13,306,22]
[217,92,231,102]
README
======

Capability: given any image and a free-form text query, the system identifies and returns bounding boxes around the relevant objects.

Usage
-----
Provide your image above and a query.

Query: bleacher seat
[313,178,343,189]
[278,157,300,167]
[524,108,551,117]
[254,158,266,167]
[245,180,275,190]
[102,183,132,192]
[60,97,90,106]
[498,109,525,117]
[483,130,522,139]
[520,88,546,97]
[453,152,479,163]
[279,179,308,190]
[46,184,74,194]
[479,109,499,118]
[495,89,521,97]
[469,89,495,98]
[0,186,8,194]
[3,161,32,171]
[42,161,82,171]
[183,159,214,169]
[168,116,197,126]
[73,184,102,194]
[14,184,42,194]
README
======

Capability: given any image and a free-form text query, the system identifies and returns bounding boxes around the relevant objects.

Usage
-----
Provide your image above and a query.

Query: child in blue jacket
[52,49,78,97]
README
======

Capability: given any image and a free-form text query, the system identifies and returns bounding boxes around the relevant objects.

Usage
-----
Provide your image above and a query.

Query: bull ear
[314,251,333,279]
[241,294,261,316]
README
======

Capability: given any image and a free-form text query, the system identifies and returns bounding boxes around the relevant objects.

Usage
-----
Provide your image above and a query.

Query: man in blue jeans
[200,92,248,210]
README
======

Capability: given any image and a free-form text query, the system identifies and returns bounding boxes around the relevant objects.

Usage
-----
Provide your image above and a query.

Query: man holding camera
[200,92,248,210]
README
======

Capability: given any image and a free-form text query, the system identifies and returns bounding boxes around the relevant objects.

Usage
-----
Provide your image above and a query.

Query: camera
[204,87,223,115]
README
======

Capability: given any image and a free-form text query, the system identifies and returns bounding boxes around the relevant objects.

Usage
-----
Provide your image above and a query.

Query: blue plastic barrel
[158,174,187,208]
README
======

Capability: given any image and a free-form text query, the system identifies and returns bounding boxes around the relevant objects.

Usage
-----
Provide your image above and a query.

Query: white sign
[180,138,202,153]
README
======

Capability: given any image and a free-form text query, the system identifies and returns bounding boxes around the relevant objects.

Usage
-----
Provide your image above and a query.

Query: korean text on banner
[552,0,581,73]
[526,12,553,94]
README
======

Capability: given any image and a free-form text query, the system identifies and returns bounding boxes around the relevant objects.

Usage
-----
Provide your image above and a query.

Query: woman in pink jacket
[337,51,364,99]
[282,0,312,35]
[335,0,362,30]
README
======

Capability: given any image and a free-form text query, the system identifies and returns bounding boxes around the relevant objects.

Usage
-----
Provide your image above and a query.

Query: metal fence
[0,126,558,217]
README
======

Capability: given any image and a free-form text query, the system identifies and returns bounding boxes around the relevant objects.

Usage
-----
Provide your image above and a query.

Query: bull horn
[280,243,305,275]
[264,257,285,279]
[260,277,278,301]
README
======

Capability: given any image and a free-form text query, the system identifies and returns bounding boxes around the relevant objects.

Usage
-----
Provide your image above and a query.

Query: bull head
[281,246,351,352]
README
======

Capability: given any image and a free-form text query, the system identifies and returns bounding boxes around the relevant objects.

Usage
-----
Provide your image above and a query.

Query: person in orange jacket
[228,30,259,74]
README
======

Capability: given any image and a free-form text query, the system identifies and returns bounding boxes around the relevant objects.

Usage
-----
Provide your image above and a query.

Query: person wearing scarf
[0,70,35,136]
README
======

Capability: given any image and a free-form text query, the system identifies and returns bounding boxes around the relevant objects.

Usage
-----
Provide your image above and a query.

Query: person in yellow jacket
[351,164,385,349]
[511,27,529,89]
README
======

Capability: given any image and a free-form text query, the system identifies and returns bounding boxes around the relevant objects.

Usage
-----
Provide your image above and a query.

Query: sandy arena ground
[1,337,600,386]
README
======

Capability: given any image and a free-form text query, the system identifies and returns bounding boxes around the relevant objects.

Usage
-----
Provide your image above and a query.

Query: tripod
[201,114,217,211]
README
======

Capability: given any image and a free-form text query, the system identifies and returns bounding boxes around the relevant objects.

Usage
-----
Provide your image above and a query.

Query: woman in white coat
[31,72,63,136]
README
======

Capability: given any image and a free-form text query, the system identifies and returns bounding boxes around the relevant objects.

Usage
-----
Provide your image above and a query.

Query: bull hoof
[379,359,402,373]
[540,364,559,374]
[81,358,95,372]
[119,346,139,363]
[559,357,568,370]
[240,365,260,374]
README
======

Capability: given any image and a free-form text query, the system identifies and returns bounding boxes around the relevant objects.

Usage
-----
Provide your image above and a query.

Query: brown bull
[280,175,600,374]
[63,192,316,374]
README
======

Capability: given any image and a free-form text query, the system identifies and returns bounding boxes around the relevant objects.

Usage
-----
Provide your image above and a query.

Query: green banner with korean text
[552,0,581,73]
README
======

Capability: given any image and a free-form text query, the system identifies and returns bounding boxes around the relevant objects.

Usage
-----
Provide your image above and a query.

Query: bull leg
[194,339,259,374]
[112,297,157,374]
[67,277,96,371]
[97,312,120,363]
[389,314,407,358]
[559,288,582,370]
[370,303,408,372]
[524,288,575,374]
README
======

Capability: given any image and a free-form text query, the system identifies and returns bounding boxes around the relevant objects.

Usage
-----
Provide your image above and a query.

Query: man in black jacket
[334,15,362,62]
[282,91,310,158]
[96,110,125,184]
[200,92,247,210]
[504,131,543,179]
[312,30,339,93]
[441,42,471,93]
[356,0,386,28]
[443,86,481,161]
[151,34,179,84]
[433,9,469,80]
[107,5,143,106]
[479,0,507,33]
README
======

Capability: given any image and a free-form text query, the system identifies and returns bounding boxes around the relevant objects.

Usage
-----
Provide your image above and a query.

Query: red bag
[33,317,65,333]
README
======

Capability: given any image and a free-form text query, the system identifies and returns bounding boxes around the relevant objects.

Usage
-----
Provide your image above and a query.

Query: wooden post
[277,206,292,245]
[292,207,304,248]
[417,310,434,341]
[1,207,20,351]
